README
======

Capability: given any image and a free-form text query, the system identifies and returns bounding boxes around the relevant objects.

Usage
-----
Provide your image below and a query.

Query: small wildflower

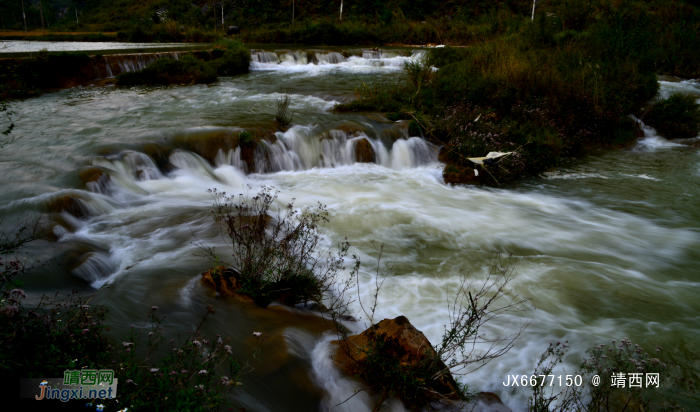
[152,306,158,311]
[253,332,262,338]
[198,370,207,375]
[123,342,134,347]
[150,368,159,373]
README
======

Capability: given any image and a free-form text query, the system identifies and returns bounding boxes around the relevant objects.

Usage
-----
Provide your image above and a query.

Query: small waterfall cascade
[102,51,184,77]
[104,56,114,77]
[314,52,347,65]
[211,127,437,174]
[362,49,382,59]
[251,50,281,64]
[92,151,163,181]
[249,48,421,68]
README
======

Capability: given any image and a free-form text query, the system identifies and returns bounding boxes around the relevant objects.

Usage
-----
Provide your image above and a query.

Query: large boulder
[355,137,376,163]
[331,316,462,401]
[227,26,240,35]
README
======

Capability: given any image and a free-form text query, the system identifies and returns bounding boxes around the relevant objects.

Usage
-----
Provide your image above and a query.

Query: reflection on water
[1,50,699,411]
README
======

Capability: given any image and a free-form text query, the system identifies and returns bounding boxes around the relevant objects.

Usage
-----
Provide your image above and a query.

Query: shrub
[116,54,218,86]
[275,94,294,127]
[237,131,256,148]
[213,49,251,76]
[212,39,251,76]
[203,187,353,309]
[645,93,700,139]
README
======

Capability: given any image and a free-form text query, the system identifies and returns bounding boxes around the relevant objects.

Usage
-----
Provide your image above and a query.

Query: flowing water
[1,46,699,411]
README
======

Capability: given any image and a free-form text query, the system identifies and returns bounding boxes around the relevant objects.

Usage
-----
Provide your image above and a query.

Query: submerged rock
[78,167,110,193]
[46,194,90,218]
[355,137,376,163]
[331,316,462,401]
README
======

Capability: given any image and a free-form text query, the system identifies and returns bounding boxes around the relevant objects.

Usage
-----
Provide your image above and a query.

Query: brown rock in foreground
[331,316,462,401]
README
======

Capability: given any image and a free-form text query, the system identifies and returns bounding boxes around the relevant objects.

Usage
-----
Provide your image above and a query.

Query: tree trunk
[75,7,79,29]
[293,0,295,25]
[340,0,343,21]
[21,0,27,32]
[40,0,45,31]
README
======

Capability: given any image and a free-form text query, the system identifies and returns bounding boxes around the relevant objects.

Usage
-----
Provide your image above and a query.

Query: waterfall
[244,127,436,173]
[251,51,281,64]
[92,151,163,181]
[315,52,347,65]
[104,56,114,78]
[362,49,382,59]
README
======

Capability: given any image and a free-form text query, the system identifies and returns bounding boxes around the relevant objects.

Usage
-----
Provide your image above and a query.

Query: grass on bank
[335,0,700,183]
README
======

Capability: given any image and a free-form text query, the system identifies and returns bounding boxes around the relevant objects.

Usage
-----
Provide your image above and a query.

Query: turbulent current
[1,46,699,411]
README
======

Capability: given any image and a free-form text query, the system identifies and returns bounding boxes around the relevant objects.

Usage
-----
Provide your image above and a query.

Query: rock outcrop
[332,316,462,400]
[355,137,376,163]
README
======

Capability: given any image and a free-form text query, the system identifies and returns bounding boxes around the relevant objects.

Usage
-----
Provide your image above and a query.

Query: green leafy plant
[236,131,256,148]
[275,93,294,127]
[645,93,700,139]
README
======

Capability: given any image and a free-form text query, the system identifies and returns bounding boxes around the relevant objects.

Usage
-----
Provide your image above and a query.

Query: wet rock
[227,26,240,35]
[78,167,110,193]
[443,163,481,185]
[47,194,90,218]
[331,316,462,400]
[201,266,245,297]
[355,138,376,163]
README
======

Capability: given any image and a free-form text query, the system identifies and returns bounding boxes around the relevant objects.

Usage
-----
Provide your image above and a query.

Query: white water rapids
[1,46,699,411]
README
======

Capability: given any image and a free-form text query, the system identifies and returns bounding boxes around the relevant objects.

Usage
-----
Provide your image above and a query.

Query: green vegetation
[116,54,217,86]
[275,93,294,127]
[334,0,700,183]
[236,130,256,148]
[645,93,700,139]
[116,39,250,86]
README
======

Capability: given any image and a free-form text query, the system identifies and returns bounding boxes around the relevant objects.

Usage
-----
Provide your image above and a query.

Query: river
[1,45,699,411]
